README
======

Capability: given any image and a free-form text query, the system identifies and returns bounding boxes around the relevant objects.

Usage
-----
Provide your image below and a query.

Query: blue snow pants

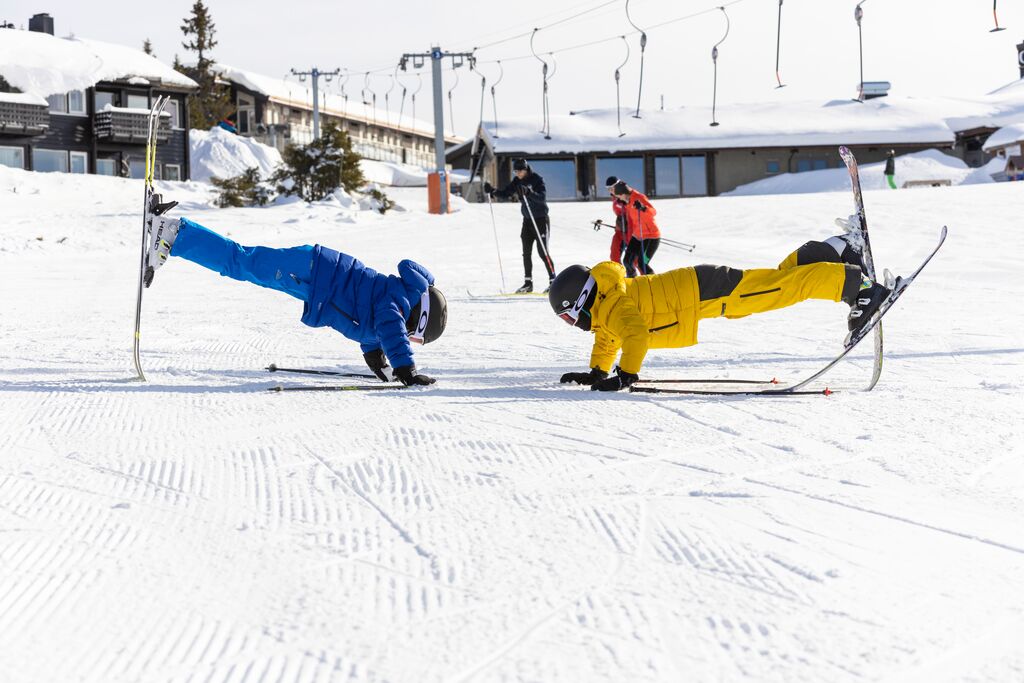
[172,218,314,301]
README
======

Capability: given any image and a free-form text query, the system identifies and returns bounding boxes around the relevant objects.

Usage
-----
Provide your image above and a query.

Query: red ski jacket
[623,190,661,241]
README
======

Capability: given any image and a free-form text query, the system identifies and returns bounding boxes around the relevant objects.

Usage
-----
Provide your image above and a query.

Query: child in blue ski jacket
[143,197,447,385]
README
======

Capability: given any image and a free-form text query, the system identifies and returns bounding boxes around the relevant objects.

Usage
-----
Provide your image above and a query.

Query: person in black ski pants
[485,158,555,293]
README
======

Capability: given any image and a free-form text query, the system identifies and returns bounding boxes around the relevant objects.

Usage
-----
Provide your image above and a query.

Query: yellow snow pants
[696,262,850,321]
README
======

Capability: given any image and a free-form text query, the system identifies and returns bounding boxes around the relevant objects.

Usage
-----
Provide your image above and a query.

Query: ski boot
[143,193,181,288]
[847,279,892,337]
[515,279,533,294]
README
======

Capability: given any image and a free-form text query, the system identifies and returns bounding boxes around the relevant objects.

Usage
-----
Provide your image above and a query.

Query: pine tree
[272,122,366,202]
[142,38,154,56]
[211,167,270,207]
[179,1,232,129]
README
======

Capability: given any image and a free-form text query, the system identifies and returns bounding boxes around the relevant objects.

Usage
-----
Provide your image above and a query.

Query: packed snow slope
[1,166,1022,683]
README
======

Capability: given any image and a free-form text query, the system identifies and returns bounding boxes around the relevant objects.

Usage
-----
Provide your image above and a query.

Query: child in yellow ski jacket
[550,230,887,391]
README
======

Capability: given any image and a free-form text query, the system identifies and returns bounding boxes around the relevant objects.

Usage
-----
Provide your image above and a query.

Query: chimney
[28,13,53,35]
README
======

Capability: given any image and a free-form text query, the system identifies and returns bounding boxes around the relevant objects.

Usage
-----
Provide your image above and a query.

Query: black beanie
[612,180,629,195]
[604,175,618,187]
[512,158,528,171]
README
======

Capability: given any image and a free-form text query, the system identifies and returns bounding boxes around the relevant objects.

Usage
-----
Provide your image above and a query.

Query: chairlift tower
[290,66,341,139]
[400,46,475,215]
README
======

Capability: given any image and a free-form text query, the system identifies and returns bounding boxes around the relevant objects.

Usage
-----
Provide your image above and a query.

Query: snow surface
[726,149,992,196]
[0,30,197,97]
[483,88,1024,155]
[983,123,1024,152]
[0,91,48,106]
[1,164,1023,682]
[190,127,283,184]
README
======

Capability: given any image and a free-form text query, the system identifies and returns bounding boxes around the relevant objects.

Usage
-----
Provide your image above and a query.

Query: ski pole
[486,193,507,292]
[520,189,555,279]
[592,220,695,252]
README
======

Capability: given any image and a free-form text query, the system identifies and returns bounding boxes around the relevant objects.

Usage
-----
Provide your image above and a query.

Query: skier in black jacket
[485,158,556,293]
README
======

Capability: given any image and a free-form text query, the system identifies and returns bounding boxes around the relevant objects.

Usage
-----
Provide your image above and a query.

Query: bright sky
[4,0,1023,138]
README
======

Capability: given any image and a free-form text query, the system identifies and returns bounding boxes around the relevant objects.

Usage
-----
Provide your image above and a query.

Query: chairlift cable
[625,0,647,118]
[991,0,1006,32]
[395,65,409,130]
[855,1,866,101]
[710,6,730,127]
[447,67,460,137]
[411,72,422,128]
[614,36,630,137]
[383,68,397,127]
[491,60,503,138]
[531,28,552,139]
[774,0,785,88]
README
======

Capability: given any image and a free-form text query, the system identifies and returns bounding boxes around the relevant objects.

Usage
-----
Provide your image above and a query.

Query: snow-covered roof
[482,87,1024,155]
[0,29,197,98]
[982,122,1024,152]
[214,63,457,142]
[0,91,48,106]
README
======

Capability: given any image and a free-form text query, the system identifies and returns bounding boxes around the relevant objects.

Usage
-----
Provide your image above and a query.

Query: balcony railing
[0,99,50,137]
[94,107,171,144]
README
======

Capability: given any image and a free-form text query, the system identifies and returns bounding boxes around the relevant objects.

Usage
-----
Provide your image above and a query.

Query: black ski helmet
[548,265,597,331]
[406,285,448,344]
[512,158,529,172]
[604,175,619,188]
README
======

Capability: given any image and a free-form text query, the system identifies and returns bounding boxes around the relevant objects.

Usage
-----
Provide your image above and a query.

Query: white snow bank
[963,156,1009,183]
[189,127,282,183]
[0,91,48,106]
[725,149,990,196]
[0,30,196,98]
[359,159,469,187]
[982,122,1024,152]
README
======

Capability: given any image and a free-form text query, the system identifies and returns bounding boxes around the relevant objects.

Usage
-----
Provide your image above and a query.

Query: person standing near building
[612,180,661,275]
[604,176,631,270]
[885,150,897,189]
[485,158,556,293]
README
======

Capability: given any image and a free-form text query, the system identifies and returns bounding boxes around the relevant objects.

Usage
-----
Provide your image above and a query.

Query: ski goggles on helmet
[555,275,597,326]
[408,290,430,344]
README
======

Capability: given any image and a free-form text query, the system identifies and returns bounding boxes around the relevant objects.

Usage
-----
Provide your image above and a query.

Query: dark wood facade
[0,82,193,180]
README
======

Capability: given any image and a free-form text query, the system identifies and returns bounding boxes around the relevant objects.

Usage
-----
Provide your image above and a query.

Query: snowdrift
[188,127,282,184]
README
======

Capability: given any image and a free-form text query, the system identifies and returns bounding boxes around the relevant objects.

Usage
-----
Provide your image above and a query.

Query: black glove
[560,367,608,385]
[483,181,494,196]
[633,199,646,212]
[393,364,436,386]
[519,185,533,196]
[363,349,390,382]
[591,367,639,392]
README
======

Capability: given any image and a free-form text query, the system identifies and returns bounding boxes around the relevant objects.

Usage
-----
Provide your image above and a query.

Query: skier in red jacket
[612,180,661,275]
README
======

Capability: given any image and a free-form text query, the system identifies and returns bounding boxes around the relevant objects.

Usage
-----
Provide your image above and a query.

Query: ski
[266,363,382,380]
[765,225,947,395]
[131,96,170,381]
[635,377,779,385]
[268,384,409,393]
[631,385,831,396]
[838,145,884,391]
[465,290,547,299]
